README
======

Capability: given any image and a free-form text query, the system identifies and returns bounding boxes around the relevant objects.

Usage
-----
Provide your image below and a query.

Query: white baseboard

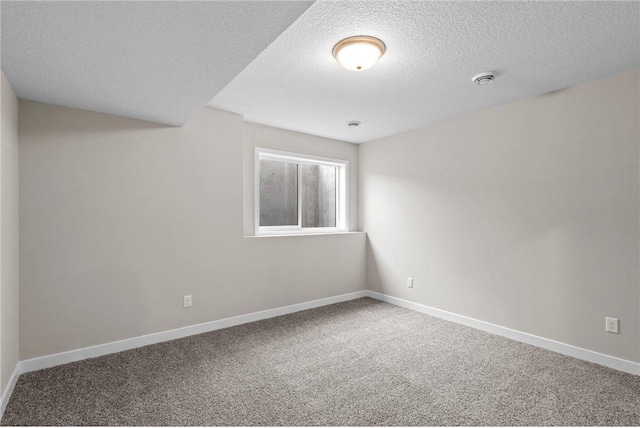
[0,362,22,420]
[9,288,638,416]
[21,290,367,374]
[364,291,640,376]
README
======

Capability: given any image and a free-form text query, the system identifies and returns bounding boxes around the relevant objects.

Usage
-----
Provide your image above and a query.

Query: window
[256,148,348,235]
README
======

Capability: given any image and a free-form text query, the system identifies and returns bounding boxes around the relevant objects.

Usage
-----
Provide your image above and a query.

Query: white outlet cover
[407,278,414,288]
[184,295,192,308]
[605,317,619,334]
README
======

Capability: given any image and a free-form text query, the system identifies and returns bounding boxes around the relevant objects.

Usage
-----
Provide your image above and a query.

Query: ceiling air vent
[472,72,496,85]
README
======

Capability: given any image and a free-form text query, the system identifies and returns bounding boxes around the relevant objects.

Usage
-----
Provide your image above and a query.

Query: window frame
[255,148,348,236]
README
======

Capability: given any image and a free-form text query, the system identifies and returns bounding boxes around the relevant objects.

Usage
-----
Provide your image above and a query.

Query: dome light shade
[332,36,386,71]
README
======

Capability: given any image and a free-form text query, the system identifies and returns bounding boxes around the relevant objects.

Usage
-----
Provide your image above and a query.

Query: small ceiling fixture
[472,72,496,85]
[347,121,361,128]
[332,36,386,71]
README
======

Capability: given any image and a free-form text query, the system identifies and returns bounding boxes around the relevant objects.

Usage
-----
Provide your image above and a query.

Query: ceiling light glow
[332,36,386,71]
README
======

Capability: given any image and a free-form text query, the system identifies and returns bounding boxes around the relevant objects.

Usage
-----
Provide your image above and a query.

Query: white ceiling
[1,1,312,125]
[2,1,638,141]
[209,1,640,143]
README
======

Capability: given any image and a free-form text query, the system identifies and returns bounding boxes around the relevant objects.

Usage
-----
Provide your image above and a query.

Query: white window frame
[255,148,348,236]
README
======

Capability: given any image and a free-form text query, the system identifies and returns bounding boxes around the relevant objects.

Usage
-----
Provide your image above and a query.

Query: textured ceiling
[210,1,640,143]
[1,1,312,125]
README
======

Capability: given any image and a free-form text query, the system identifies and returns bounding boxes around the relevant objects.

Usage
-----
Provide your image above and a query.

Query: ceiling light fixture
[472,72,496,85]
[332,36,386,71]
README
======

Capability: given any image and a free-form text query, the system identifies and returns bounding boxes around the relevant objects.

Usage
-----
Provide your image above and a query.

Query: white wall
[14,69,640,367]
[18,102,365,359]
[359,70,640,362]
[1,72,20,393]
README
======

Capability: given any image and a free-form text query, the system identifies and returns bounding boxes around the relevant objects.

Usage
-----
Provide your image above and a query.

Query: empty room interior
[0,0,639,426]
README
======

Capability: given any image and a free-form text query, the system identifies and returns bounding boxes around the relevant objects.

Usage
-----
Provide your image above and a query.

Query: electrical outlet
[407,277,414,288]
[605,317,619,334]
[183,295,192,308]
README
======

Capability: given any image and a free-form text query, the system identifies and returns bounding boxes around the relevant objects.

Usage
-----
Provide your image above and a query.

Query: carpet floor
[2,298,640,426]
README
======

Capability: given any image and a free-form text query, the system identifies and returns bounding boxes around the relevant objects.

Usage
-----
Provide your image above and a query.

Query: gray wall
[259,161,338,228]
[1,72,20,393]
[359,70,640,363]
[18,102,365,359]
[301,164,337,228]
[243,122,359,235]
[259,160,298,226]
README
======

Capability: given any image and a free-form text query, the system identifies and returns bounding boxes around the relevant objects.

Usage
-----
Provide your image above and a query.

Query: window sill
[245,231,364,239]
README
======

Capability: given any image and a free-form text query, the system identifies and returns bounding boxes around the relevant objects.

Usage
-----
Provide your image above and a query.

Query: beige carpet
[2,298,639,426]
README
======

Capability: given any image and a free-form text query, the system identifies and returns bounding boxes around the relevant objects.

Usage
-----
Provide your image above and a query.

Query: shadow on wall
[365,236,382,293]
[20,101,172,136]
